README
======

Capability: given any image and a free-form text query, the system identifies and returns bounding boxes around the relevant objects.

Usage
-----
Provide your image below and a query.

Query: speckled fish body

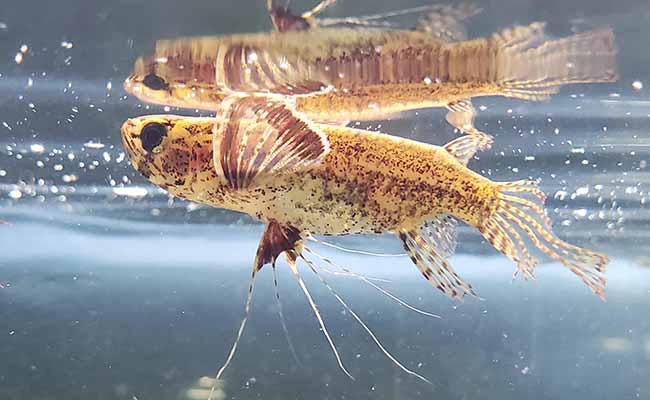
[123,114,491,235]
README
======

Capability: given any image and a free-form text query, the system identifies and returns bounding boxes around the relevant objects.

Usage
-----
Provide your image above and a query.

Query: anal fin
[399,228,477,301]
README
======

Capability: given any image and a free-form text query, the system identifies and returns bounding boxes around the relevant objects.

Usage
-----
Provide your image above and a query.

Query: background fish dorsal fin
[213,95,330,190]
[416,2,482,42]
[420,214,459,259]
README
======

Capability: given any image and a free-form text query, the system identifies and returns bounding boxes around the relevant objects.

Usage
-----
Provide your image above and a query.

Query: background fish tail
[445,23,618,101]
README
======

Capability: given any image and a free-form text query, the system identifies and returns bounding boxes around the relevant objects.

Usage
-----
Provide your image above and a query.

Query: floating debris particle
[30,144,45,153]
[632,81,643,90]
[60,40,73,49]
[113,187,148,198]
[84,141,105,149]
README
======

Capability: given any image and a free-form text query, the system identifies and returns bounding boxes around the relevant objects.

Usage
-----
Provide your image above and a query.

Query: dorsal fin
[213,95,330,190]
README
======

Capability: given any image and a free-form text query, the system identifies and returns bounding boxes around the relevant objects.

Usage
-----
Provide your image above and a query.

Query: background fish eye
[140,122,168,153]
[142,73,169,90]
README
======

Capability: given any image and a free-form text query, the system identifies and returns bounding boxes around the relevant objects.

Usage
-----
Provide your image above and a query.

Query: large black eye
[140,122,167,152]
[142,73,169,90]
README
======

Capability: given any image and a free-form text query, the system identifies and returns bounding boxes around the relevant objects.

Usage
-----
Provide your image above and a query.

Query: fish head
[124,42,226,110]
[120,115,215,195]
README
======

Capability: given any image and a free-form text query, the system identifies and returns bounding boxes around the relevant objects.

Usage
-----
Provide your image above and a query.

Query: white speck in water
[0,22,7,30]
[571,147,585,154]
[53,164,63,171]
[423,76,432,85]
[521,366,530,375]
[20,44,28,53]
[632,81,643,90]
[576,186,589,196]
[62,174,77,183]
[524,156,535,161]
[0,170,5,177]
[14,53,23,64]
[8,189,22,199]
[116,152,125,163]
[30,143,45,153]
[113,187,148,198]
[163,106,171,112]
[573,209,588,219]
[2,121,12,131]
[84,141,105,149]
[554,190,568,201]
[27,77,33,87]
[106,81,112,90]
[36,160,44,168]
[60,40,73,49]
[103,152,111,162]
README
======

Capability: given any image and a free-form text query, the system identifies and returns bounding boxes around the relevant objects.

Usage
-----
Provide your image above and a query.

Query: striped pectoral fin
[399,228,477,301]
[215,42,330,95]
[213,94,330,190]
[445,100,494,154]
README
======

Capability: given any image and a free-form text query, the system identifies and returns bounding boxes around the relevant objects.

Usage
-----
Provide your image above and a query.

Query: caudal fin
[446,23,618,101]
[479,180,609,299]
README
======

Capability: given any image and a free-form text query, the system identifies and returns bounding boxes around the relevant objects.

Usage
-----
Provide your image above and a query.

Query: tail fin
[446,23,618,101]
[479,180,609,299]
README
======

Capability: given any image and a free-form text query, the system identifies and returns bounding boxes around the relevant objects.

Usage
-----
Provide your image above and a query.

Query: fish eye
[142,73,169,91]
[140,122,168,153]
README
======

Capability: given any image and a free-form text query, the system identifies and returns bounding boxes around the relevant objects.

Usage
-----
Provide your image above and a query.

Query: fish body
[123,112,492,236]
[121,94,609,385]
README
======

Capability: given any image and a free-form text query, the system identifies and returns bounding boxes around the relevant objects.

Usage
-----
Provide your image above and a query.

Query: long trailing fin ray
[208,268,258,400]
[399,229,477,301]
[285,250,355,380]
[302,245,440,318]
[271,263,301,366]
[298,252,434,384]
[208,221,304,398]
[213,95,329,190]
[480,181,608,299]
[308,236,405,258]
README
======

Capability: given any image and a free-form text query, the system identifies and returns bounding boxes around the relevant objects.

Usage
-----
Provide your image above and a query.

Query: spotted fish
[120,94,608,390]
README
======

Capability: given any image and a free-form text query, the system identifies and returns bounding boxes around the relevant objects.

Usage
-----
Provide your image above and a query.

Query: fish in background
[124,1,618,150]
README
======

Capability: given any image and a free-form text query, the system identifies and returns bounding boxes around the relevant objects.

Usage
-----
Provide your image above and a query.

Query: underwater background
[1,0,650,399]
